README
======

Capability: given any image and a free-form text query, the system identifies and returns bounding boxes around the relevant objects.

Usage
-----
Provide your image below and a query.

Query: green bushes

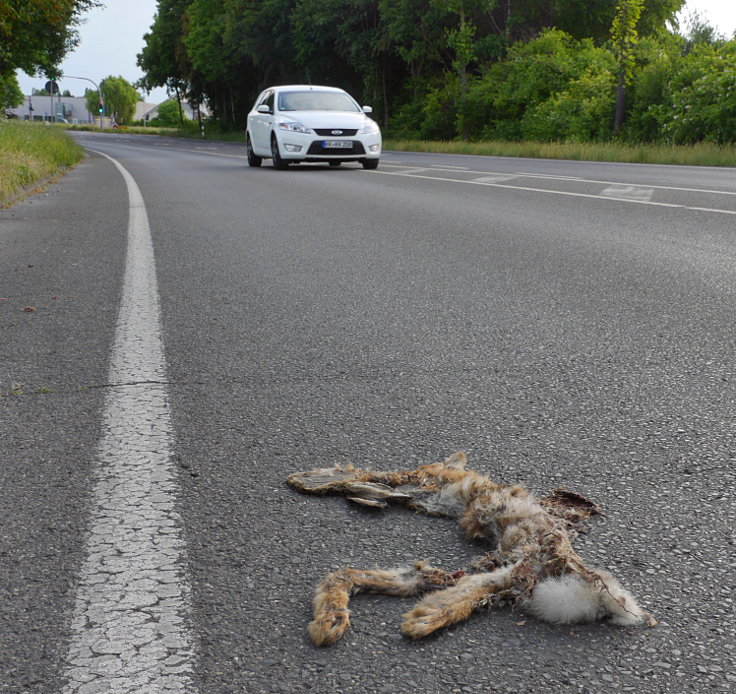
[388,30,621,143]
[386,29,736,146]
[662,56,736,144]
[147,100,185,128]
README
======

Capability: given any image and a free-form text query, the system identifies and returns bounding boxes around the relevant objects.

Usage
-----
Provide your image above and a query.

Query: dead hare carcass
[287,452,656,646]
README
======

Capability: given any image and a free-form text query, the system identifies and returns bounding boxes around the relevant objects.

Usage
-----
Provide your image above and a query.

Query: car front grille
[307,141,366,155]
[313,129,358,136]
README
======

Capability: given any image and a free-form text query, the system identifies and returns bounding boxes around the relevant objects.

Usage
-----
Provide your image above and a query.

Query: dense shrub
[664,64,736,143]
[385,29,736,145]
[148,99,184,128]
[520,60,617,142]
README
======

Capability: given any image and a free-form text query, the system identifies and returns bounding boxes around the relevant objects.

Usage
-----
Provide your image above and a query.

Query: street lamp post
[61,76,105,129]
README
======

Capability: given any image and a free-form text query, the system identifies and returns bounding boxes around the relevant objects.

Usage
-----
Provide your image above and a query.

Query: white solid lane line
[62,150,197,694]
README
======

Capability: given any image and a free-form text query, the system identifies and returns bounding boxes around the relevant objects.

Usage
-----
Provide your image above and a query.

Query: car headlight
[278,121,313,134]
[360,119,380,135]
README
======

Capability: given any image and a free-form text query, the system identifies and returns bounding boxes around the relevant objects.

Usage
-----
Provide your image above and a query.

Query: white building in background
[9,94,207,124]
[137,99,209,122]
[10,94,161,124]
[10,94,95,123]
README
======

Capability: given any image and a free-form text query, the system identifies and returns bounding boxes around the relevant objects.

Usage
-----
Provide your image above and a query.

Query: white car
[246,85,381,170]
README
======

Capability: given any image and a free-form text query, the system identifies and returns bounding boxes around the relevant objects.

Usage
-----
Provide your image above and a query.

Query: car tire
[362,159,379,170]
[246,133,262,167]
[271,135,289,169]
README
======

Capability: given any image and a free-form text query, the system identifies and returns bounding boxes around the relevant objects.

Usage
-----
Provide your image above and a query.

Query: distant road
[2,131,734,694]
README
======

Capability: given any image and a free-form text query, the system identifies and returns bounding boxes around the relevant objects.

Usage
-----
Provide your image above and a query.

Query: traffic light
[98,103,104,113]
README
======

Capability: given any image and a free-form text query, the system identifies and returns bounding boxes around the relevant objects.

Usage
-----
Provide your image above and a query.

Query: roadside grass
[68,123,180,137]
[382,138,736,167]
[33,120,736,168]
[73,124,736,166]
[0,120,85,203]
[68,123,245,143]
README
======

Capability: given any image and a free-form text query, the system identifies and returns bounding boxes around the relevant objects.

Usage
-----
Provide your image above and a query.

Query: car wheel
[329,161,341,167]
[362,159,379,170]
[271,135,289,169]
[246,133,262,167]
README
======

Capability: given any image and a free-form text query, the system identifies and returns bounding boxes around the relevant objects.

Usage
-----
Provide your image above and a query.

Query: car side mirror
[362,105,373,114]
[257,104,271,114]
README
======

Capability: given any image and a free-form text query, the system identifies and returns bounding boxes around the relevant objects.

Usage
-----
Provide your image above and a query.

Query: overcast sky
[15,0,736,103]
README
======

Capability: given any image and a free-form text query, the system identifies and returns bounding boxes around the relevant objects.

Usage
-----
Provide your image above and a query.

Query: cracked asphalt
[1,133,735,693]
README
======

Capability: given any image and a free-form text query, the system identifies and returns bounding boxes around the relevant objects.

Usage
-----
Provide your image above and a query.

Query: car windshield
[278,91,361,112]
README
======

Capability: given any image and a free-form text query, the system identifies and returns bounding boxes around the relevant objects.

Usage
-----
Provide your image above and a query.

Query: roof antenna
[306,69,312,89]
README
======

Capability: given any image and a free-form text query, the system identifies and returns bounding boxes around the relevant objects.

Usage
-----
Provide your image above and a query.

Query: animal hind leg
[308,562,453,646]
[287,452,471,504]
[402,566,515,639]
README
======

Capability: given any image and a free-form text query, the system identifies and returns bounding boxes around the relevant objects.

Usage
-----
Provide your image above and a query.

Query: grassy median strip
[383,139,736,167]
[0,120,85,203]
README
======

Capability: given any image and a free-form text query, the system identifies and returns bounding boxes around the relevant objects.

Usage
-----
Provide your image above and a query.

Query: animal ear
[443,452,467,470]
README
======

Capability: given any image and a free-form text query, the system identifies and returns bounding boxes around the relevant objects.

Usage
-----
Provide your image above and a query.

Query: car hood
[278,110,375,130]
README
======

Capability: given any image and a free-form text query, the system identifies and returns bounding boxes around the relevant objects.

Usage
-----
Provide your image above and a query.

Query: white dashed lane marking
[473,174,519,184]
[372,169,736,216]
[62,149,197,694]
[600,184,654,202]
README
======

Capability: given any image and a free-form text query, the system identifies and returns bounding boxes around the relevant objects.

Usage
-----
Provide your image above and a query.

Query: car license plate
[322,140,351,148]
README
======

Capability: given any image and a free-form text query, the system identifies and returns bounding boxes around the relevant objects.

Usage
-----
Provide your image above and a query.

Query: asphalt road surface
[2,132,735,694]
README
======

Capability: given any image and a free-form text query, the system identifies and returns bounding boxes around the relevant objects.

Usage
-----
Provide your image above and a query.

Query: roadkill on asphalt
[288,452,656,646]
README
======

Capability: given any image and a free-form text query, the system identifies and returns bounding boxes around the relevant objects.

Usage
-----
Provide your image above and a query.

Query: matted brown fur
[288,453,654,646]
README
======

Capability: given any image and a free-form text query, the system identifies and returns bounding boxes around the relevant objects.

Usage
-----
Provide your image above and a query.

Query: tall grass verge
[0,120,84,203]
[68,123,180,137]
[383,139,736,167]
[68,123,246,143]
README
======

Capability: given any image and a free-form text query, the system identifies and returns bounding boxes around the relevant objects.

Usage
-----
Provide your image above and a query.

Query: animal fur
[287,452,655,646]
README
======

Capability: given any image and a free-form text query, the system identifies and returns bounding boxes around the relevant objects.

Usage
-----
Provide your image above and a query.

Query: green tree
[291,0,392,114]
[86,76,140,124]
[435,0,495,138]
[135,0,691,136]
[550,0,682,43]
[137,0,200,118]
[624,35,680,141]
[223,0,298,86]
[183,0,247,124]
[611,0,644,132]
[84,87,101,115]
[0,1,99,84]
[1,73,24,110]
[150,99,183,127]
[379,0,449,97]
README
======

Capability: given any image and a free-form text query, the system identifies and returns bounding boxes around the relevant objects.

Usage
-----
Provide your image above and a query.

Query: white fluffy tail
[526,571,644,626]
